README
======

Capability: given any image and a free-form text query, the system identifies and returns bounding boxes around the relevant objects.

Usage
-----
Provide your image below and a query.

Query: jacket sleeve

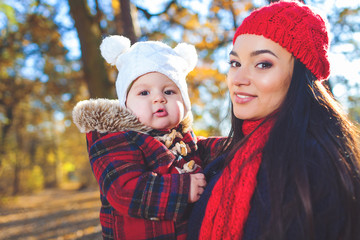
[196,136,227,166]
[87,131,190,222]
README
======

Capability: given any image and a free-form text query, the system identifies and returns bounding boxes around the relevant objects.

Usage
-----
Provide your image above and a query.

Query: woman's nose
[229,68,251,86]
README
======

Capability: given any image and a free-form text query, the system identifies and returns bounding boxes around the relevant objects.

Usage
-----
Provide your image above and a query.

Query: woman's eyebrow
[250,49,278,58]
[229,51,238,57]
[229,49,278,58]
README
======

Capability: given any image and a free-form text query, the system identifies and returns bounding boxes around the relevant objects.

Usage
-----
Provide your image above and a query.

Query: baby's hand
[189,173,207,203]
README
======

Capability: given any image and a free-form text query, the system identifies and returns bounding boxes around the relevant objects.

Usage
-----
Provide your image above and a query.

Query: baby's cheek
[176,101,185,118]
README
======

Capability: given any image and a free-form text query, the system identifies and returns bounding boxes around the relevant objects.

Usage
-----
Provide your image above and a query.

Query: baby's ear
[100,35,131,66]
[174,43,198,71]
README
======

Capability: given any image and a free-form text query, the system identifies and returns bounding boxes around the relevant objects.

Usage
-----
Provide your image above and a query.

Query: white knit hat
[100,35,198,114]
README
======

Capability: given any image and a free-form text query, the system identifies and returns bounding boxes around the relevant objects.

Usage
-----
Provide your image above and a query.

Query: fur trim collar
[72,98,193,134]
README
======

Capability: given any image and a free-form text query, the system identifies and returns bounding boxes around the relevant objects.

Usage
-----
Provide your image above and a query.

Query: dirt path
[0,188,102,240]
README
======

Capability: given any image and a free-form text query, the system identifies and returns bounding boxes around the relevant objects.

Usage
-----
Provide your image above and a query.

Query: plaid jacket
[73,99,223,240]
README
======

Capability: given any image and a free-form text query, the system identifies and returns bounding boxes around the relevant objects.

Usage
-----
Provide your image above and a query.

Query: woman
[189,1,360,240]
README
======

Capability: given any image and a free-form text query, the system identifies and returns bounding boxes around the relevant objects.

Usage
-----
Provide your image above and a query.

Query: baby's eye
[256,62,273,69]
[139,90,149,96]
[229,60,241,68]
[164,90,175,95]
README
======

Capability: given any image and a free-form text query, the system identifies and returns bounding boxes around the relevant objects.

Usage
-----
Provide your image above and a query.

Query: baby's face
[126,72,185,130]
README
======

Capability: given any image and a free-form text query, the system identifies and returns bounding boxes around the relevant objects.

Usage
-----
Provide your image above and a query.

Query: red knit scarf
[199,118,275,240]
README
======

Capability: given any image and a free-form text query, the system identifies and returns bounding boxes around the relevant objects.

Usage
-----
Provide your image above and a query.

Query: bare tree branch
[136,0,176,19]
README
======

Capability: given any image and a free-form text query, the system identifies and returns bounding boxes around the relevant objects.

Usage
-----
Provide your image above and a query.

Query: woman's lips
[233,92,256,104]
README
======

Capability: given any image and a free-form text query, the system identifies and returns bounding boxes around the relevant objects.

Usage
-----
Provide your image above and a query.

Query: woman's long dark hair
[222,59,360,239]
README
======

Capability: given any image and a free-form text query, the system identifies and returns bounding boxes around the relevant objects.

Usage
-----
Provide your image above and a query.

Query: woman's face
[227,34,294,120]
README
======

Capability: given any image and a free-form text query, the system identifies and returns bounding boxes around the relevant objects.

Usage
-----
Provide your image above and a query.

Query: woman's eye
[164,90,175,95]
[229,60,240,68]
[256,62,273,69]
[139,91,149,96]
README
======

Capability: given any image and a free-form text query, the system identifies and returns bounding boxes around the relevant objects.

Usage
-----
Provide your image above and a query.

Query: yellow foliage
[47,152,56,164]
[24,165,44,192]
[112,0,120,14]
[63,162,76,173]
[184,15,201,30]
[244,2,253,11]
[194,128,210,138]
[195,37,224,50]
[189,66,226,83]
[211,5,221,13]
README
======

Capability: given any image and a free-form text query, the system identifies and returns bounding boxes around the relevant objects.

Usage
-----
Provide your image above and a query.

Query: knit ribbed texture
[233,1,330,81]
[199,118,274,240]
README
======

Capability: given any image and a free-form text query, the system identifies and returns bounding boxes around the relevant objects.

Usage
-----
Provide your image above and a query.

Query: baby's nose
[153,94,166,103]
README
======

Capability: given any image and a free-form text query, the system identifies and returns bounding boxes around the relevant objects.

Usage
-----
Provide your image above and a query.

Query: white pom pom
[100,35,131,65]
[174,43,198,71]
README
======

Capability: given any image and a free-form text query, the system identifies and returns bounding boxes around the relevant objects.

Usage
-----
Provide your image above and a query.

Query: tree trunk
[68,0,115,98]
[12,121,24,196]
[0,106,13,168]
[12,160,20,195]
[119,0,138,43]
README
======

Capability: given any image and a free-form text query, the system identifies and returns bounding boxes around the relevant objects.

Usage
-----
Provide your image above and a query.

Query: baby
[73,35,206,240]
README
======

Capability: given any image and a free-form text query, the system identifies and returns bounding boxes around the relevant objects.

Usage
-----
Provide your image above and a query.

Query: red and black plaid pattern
[86,129,202,240]
[196,136,227,164]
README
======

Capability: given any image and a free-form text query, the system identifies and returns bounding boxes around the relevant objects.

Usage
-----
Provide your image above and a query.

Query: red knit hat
[233,1,330,81]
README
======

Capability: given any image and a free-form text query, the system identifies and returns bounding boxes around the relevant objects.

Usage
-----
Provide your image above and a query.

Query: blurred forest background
[0,0,359,198]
